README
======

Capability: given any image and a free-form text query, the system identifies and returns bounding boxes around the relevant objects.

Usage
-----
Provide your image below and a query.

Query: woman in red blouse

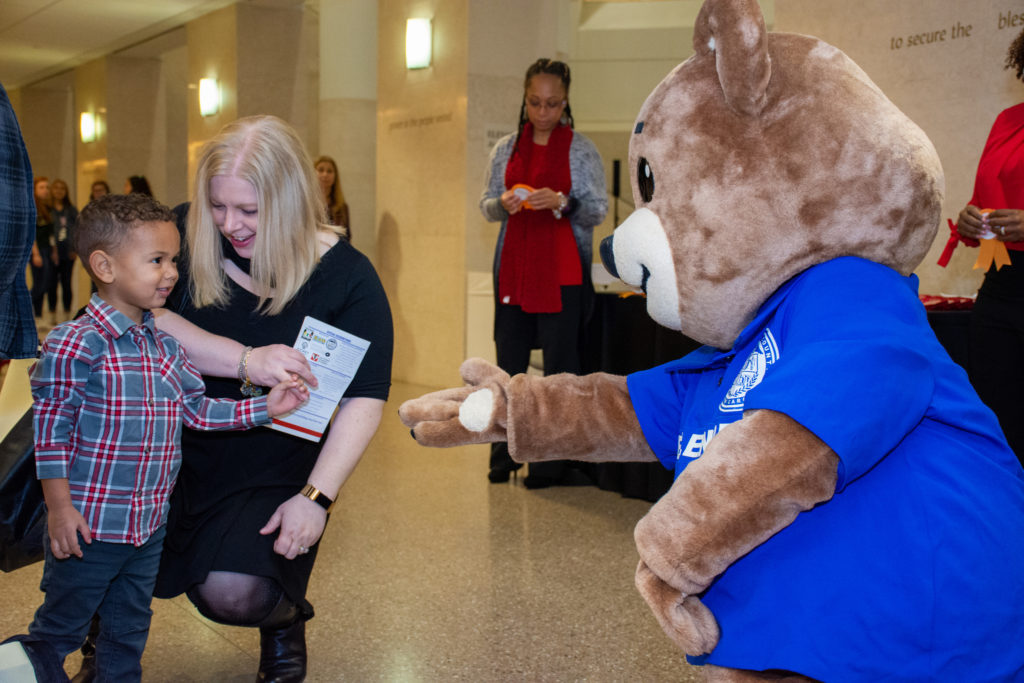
[954,27,1024,463]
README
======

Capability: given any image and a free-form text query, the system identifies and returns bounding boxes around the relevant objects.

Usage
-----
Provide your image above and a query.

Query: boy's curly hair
[75,192,175,277]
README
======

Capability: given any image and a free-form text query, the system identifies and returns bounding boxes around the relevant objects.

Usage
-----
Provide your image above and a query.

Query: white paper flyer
[270,315,370,442]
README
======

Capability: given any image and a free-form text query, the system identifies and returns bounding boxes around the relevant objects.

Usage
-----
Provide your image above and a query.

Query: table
[581,292,699,502]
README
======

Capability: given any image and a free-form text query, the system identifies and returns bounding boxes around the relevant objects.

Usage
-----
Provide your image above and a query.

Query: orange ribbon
[973,238,1012,271]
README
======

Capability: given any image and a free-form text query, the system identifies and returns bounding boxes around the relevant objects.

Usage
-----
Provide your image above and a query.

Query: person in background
[0,81,37,361]
[314,155,350,240]
[148,115,392,682]
[479,58,608,487]
[30,177,58,326]
[49,178,77,320]
[89,180,110,202]
[28,192,308,683]
[949,25,1024,464]
[124,175,153,197]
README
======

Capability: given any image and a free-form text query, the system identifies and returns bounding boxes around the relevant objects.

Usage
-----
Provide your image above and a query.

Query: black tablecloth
[926,309,970,371]
[581,295,972,504]
[581,293,699,502]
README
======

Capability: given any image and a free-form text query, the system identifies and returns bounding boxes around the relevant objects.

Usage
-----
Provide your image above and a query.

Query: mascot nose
[600,235,618,278]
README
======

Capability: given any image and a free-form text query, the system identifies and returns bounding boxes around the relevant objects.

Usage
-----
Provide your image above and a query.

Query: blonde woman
[149,116,392,680]
[314,154,350,239]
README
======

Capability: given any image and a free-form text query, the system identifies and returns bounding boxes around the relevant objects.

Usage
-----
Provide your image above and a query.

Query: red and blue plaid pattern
[31,295,268,546]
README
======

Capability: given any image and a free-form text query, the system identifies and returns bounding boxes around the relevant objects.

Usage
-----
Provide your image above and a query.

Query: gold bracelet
[238,346,263,397]
[300,483,335,513]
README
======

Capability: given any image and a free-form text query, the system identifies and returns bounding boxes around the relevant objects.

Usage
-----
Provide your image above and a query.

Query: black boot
[255,595,307,683]
[71,615,100,683]
[256,619,306,683]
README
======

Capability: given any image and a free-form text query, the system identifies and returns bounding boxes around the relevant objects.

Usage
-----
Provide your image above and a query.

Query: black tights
[187,571,298,628]
[82,571,297,662]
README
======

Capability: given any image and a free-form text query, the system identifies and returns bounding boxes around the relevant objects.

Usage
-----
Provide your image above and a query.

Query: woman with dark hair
[30,177,58,325]
[124,175,153,197]
[314,155,350,239]
[948,25,1024,463]
[48,178,77,319]
[89,179,110,201]
[479,58,607,487]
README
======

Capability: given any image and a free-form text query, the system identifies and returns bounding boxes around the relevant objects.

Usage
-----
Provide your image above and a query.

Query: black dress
[154,238,393,613]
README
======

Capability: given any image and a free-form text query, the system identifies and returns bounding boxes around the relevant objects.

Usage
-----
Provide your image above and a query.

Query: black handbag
[0,407,46,572]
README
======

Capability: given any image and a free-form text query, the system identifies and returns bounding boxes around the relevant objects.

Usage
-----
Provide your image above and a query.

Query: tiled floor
[1,379,701,681]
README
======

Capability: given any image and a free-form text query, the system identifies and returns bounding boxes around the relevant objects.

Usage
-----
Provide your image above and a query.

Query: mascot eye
[637,157,655,203]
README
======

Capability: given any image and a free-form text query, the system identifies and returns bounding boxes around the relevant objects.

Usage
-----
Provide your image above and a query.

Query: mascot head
[601,0,944,350]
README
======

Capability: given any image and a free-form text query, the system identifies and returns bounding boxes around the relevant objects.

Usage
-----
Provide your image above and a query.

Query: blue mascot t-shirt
[627,257,1024,681]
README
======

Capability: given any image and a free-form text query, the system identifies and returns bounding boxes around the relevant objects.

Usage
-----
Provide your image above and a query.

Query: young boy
[27,193,308,681]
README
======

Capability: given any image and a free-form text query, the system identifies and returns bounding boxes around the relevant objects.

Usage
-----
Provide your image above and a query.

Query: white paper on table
[269,315,370,442]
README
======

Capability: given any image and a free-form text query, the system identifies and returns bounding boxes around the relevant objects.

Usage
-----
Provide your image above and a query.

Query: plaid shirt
[31,295,269,546]
[0,82,38,359]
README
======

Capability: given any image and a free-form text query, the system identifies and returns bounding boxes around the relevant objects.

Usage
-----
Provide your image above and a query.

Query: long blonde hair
[188,115,340,315]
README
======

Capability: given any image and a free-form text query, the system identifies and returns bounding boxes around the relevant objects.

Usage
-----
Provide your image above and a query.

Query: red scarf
[499,122,575,313]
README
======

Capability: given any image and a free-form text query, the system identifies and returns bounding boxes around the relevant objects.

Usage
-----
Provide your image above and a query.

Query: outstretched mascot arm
[399,358,658,464]
[634,409,838,655]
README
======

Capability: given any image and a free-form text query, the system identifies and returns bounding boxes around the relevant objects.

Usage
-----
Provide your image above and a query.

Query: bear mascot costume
[400,0,1024,679]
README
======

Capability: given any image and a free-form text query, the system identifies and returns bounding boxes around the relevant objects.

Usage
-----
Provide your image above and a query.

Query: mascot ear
[692,0,771,116]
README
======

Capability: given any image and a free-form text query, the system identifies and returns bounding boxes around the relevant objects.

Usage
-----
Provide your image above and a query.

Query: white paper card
[270,316,370,442]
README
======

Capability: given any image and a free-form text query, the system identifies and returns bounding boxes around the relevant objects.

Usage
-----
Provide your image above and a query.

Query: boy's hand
[47,503,92,559]
[266,373,310,418]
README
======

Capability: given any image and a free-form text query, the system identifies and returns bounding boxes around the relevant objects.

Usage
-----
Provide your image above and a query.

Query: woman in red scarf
[480,58,608,487]
[949,27,1024,463]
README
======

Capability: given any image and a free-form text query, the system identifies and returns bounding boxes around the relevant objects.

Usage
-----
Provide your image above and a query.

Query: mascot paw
[398,358,510,447]
[635,560,720,656]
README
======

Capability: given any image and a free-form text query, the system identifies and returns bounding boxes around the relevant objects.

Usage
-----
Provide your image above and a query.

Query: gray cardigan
[480,128,608,290]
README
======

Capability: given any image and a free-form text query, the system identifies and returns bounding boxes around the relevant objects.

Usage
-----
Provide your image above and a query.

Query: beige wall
[16,72,76,195]
[776,0,1023,296]
[377,0,470,387]
[319,0,378,262]
[187,5,239,184]
[186,2,318,193]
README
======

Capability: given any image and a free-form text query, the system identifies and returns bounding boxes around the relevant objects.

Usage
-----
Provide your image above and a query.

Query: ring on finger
[299,546,308,554]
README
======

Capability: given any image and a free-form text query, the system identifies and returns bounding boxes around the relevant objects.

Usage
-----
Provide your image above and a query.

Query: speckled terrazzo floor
[0,380,701,682]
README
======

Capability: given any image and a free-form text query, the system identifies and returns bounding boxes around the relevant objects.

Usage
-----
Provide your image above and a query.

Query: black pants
[968,292,1024,465]
[490,285,583,479]
[30,258,56,316]
[54,258,75,312]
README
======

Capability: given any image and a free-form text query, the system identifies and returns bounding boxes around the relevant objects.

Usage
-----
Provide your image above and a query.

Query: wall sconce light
[199,78,220,116]
[80,112,96,143]
[406,18,432,69]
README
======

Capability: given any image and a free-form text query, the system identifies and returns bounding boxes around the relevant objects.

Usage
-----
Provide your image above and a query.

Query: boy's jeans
[28,526,166,683]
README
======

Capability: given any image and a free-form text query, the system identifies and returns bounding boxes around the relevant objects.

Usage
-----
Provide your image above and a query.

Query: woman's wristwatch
[300,483,335,513]
[553,192,569,220]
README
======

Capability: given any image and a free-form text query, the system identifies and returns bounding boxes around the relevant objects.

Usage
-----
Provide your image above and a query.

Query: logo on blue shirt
[719,329,779,413]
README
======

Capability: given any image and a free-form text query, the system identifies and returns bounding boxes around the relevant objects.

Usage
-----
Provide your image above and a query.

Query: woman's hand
[259,495,327,560]
[500,188,524,215]
[248,344,318,389]
[956,205,985,239]
[31,244,42,268]
[986,208,1024,242]
[526,187,564,211]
